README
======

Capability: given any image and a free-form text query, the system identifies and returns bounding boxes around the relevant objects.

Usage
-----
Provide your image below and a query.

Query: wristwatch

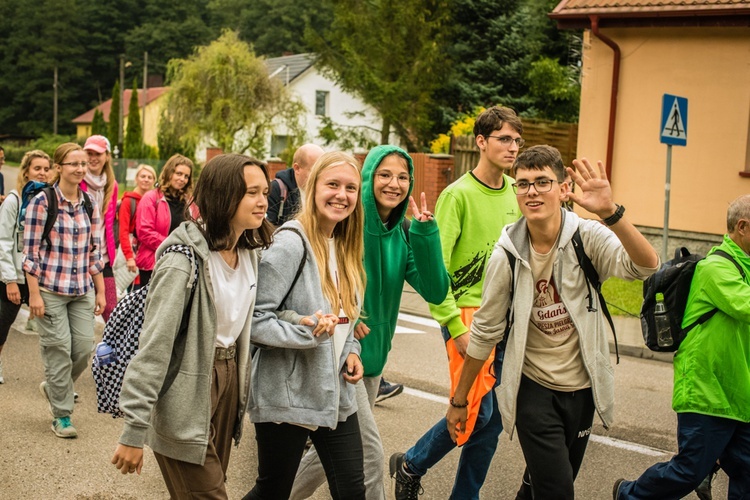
[602,204,625,226]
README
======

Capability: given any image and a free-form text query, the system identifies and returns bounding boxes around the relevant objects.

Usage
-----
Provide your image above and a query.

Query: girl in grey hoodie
[112,154,275,499]
[245,151,367,500]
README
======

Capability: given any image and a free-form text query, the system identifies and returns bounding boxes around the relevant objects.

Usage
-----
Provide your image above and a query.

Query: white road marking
[401,387,672,457]
[395,326,425,334]
[398,313,440,329]
[589,434,670,457]
[403,387,449,404]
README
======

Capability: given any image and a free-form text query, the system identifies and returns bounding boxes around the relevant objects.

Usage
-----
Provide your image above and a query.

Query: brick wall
[410,153,454,207]
[266,159,288,180]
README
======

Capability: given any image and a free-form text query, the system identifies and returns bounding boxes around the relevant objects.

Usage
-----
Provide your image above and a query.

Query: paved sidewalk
[400,284,673,363]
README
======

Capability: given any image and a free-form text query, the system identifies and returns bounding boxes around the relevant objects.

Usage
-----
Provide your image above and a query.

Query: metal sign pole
[662,144,672,264]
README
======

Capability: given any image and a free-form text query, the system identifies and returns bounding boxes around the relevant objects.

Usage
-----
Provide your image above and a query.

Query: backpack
[502,227,620,366]
[640,247,744,352]
[113,197,137,249]
[92,244,198,418]
[275,177,289,221]
[32,185,94,248]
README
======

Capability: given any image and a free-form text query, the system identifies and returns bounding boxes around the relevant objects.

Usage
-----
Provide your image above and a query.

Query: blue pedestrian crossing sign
[660,94,688,146]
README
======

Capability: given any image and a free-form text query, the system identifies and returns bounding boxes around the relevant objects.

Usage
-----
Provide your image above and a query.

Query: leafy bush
[602,277,644,317]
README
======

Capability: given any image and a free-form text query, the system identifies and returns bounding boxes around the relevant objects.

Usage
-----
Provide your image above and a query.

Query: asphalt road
[0,310,728,499]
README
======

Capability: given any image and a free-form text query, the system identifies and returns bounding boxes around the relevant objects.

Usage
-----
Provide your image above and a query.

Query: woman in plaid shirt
[23,142,106,439]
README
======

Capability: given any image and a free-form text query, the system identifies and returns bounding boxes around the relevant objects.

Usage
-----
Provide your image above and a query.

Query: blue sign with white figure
[660,94,688,146]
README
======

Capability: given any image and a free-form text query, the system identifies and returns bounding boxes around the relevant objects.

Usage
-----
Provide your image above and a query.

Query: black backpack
[38,186,94,248]
[640,247,744,352]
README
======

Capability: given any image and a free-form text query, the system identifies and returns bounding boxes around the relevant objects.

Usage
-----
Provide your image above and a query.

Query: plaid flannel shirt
[23,184,103,296]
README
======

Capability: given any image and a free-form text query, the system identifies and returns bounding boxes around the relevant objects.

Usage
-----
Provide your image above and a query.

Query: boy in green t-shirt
[390,106,523,499]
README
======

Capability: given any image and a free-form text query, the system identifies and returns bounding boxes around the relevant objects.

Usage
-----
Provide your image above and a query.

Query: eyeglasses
[512,179,558,195]
[60,161,89,168]
[486,135,525,148]
[375,172,411,185]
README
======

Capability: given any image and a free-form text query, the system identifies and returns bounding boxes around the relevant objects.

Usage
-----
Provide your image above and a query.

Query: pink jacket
[135,189,198,271]
[80,179,118,266]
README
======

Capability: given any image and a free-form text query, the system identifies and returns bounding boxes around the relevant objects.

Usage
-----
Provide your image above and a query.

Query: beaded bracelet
[450,397,469,408]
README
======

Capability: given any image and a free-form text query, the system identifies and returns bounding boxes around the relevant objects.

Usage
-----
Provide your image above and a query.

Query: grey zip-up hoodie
[249,220,361,429]
[468,209,658,435]
[118,222,257,465]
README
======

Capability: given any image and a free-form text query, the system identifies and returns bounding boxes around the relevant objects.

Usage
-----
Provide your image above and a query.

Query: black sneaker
[389,452,423,500]
[695,464,719,500]
[376,377,404,404]
[612,478,625,500]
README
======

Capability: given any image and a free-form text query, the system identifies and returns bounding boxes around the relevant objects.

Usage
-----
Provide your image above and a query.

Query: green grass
[601,277,644,317]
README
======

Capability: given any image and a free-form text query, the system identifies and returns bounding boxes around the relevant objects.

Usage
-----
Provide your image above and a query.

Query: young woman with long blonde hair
[245,151,367,500]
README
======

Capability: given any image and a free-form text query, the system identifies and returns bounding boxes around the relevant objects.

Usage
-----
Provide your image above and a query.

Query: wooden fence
[451,118,579,181]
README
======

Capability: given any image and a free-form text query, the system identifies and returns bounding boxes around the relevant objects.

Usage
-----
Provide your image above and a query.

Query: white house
[265,53,399,156]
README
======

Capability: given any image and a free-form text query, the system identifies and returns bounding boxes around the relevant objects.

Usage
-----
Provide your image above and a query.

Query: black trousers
[0,281,29,345]
[245,412,365,500]
[514,375,595,500]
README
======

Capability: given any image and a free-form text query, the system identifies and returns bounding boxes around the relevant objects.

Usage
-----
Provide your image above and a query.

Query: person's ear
[476,135,487,151]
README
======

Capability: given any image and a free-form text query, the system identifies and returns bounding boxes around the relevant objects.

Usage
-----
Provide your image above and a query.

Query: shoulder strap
[401,217,411,244]
[41,186,58,248]
[503,248,516,333]
[683,248,747,334]
[130,197,136,219]
[571,228,619,363]
[275,178,288,218]
[275,227,308,307]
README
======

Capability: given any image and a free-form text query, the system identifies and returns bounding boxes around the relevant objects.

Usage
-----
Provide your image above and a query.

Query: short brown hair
[513,145,565,181]
[473,106,523,138]
[190,153,274,251]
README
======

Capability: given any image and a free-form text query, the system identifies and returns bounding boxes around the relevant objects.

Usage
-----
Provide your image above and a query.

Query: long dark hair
[190,153,273,251]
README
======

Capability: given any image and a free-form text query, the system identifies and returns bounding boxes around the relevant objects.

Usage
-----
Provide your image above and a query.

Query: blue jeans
[403,386,503,500]
[617,412,750,499]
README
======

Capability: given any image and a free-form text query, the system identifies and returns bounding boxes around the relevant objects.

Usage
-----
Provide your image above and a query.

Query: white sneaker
[0,356,4,384]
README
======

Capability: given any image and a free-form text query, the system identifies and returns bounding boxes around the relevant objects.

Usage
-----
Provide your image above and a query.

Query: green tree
[432,0,582,130]
[308,0,451,149]
[526,57,580,122]
[108,80,121,149]
[124,79,144,158]
[161,30,306,156]
[208,0,333,57]
[91,109,108,136]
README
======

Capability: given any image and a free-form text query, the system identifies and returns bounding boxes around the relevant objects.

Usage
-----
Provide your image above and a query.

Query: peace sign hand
[408,192,434,222]
[566,158,618,219]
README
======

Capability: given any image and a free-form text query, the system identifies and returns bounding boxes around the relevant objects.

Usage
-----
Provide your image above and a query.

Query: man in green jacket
[614,194,750,499]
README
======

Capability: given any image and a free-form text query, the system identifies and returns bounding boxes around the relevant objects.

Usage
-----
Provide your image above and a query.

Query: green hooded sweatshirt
[672,235,750,422]
[359,145,449,377]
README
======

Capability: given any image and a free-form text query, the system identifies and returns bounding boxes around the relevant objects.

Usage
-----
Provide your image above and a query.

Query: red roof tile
[72,87,169,124]
[551,0,750,17]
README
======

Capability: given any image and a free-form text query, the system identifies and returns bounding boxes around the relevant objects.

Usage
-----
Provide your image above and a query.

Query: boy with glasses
[447,145,659,499]
[390,106,523,500]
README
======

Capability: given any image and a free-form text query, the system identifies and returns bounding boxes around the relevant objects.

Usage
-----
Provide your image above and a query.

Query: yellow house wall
[74,93,166,150]
[577,26,750,236]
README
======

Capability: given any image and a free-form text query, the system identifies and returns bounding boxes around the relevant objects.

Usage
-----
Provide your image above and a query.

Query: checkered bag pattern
[92,245,197,418]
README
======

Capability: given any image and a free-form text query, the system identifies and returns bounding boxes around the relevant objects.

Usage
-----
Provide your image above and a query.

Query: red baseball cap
[84,135,111,153]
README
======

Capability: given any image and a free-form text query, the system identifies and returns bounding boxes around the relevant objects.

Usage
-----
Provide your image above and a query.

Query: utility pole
[142,51,148,142]
[119,55,125,151]
[53,66,58,135]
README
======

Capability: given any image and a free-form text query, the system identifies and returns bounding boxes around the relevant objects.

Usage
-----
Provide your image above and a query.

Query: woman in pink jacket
[82,135,118,321]
[135,154,198,287]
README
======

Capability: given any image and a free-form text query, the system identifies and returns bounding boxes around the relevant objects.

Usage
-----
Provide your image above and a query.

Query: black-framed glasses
[60,161,89,168]
[486,135,525,148]
[512,179,558,195]
[375,172,411,185]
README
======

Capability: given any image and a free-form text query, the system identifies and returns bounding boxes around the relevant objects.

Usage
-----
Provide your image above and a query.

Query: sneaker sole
[51,423,78,439]
[376,384,404,404]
